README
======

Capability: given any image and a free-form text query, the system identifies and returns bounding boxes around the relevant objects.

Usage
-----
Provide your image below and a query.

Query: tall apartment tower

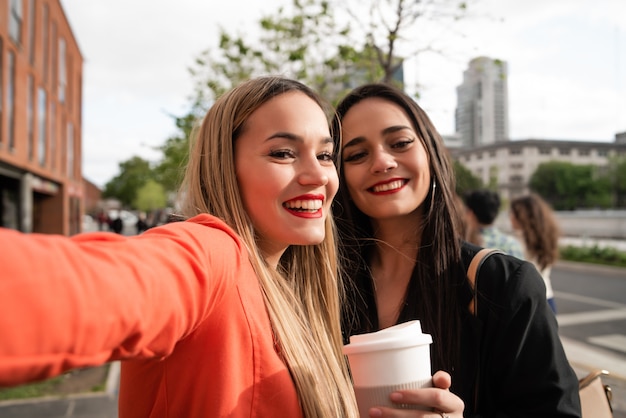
[1,0,84,234]
[455,57,509,147]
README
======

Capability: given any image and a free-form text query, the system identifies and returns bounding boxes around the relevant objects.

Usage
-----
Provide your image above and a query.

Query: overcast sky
[59,0,626,188]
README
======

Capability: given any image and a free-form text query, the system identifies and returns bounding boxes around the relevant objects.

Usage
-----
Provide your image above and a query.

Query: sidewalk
[0,362,119,418]
[562,336,626,416]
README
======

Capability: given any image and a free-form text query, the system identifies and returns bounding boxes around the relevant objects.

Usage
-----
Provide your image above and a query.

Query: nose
[370,148,397,174]
[297,157,330,186]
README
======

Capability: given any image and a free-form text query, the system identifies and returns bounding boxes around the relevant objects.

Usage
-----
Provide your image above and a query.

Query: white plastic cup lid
[343,320,433,355]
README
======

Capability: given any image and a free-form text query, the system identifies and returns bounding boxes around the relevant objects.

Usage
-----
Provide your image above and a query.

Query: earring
[430,179,437,208]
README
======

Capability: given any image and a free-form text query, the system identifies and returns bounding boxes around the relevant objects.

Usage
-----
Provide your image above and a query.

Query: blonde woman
[510,193,561,313]
[0,77,358,417]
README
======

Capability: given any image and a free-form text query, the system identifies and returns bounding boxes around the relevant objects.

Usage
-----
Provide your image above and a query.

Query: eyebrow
[342,125,412,150]
[266,132,334,145]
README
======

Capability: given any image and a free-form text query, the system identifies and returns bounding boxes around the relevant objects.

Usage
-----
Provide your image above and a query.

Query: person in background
[110,215,124,234]
[135,212,149,234]
[0,76,358,418]
[333,83,580,417]
[510,193,561,313]
[95,210,109,231]
[463,189,525,259]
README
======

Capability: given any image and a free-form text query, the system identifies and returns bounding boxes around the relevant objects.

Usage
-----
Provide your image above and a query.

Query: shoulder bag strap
[466,247,502,413]
[467,248,501,315]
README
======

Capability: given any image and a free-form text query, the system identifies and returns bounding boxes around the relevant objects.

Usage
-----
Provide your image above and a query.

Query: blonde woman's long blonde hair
[179,76,357,418]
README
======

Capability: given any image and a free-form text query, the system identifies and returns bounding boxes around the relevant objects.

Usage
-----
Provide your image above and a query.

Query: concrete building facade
[450,135,626,200]
[455,56,509,147]
[0,0,83,234]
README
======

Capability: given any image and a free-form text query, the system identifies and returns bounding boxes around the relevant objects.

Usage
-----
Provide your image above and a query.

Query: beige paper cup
[343,320,433,417]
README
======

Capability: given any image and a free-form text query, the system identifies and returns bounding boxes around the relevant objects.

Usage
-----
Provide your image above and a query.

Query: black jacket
[456,242,581,417]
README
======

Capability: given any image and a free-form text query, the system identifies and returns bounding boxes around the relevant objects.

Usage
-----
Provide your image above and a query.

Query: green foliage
[133,179,168,212]
[103,156,155,207]
[153,113,197,193]
[453,159,482,195]
[560,245,626,268]
[189,0,361,109]
[0,375,64,400]
[607,155,626,207]
[529,161,612,210]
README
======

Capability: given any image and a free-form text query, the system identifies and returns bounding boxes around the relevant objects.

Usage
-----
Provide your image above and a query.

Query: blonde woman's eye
[318,151,334,162]
[269,149,295,159]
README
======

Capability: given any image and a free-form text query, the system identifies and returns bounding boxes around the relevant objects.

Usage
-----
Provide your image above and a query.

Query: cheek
[327,169,339,200]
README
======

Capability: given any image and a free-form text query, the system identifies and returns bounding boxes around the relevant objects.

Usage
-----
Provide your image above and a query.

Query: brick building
[1,0,83,234]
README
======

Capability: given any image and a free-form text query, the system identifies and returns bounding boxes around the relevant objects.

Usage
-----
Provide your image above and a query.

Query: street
[553,261,626,417]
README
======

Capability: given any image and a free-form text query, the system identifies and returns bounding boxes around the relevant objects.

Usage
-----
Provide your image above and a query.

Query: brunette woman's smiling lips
[368,178,409,195]
[283,194,325,218]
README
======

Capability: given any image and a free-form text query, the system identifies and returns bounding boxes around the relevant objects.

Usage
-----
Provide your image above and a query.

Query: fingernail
[390,392,403,402]
[369,407,382,417]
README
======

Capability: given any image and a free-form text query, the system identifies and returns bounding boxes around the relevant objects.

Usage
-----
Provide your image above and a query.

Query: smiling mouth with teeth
[370,179,406,193]
[283,199,323,212]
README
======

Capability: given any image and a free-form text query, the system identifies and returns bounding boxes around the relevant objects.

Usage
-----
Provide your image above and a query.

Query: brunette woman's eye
[391,138,415,149]
[343,151,367,163]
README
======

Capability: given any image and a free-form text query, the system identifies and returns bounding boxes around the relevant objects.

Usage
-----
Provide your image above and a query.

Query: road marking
[554,291,626,310]
[557,309,626,326]
[560,336,626,380]
[588,334,626,354]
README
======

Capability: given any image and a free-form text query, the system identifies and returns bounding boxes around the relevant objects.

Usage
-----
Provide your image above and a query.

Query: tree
[102,156,155,207]
[156,0,474,192]
[133,179,168,213]
[340,0,469,86]
[529,161,612,210]
[607,156,626,208]
[152,113,196,194]
[189,0,356,109]
[453,159,482,195]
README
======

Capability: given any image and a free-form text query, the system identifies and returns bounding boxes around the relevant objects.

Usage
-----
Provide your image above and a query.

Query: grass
[0,365,110,401]
[560,245,626,268]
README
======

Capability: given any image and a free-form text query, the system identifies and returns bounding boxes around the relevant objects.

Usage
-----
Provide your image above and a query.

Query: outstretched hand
[367,371,464,417]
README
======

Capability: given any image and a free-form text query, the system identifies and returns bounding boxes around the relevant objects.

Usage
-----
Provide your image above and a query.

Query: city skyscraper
[455,57,509,147]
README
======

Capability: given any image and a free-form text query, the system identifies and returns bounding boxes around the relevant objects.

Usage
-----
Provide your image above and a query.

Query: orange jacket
[0,215,302,417]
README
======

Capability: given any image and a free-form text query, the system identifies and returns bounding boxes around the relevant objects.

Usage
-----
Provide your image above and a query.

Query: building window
[578,149,590,156]
[539,148,551,155]
[598,149,608,157]
[559,148,570,156]
[67,122,74,178]
[28,0,35,64]
[510,175,523,184]
[41,3,49,84]
[28,75,35,160]
[509,148,521,155]
[58,38,67,103]
[489,150,496,157]
[9,0,23,44]
[38,87,47,166]
[7,51,17,150]
[50,102,56,170]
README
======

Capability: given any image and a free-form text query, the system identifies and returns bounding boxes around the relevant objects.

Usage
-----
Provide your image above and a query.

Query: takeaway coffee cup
[343,320,433,417]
